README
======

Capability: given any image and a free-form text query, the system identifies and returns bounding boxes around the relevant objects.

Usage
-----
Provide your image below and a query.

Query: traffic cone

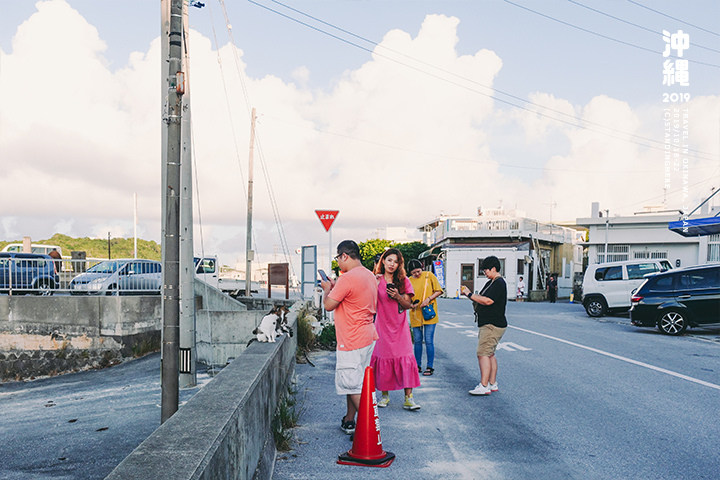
[337,366,395,467]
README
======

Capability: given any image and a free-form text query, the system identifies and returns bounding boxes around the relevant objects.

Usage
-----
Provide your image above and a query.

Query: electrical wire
[501,0,719,69]
[217,0,294,276]
[263,114,719,175]
[627,0,720,38]
[568,0,720,54]
[249,0,718,163]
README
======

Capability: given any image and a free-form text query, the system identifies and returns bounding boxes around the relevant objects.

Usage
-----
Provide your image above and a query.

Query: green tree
[355,239,428,272]
[396,241,429,264]
[358,239,394,271]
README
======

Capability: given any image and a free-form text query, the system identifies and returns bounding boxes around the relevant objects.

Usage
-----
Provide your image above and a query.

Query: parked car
[630,263,720,335]
[581,259,673,317]
[69,259,162,295]
[0,252,59,295]
[1,243,63,256]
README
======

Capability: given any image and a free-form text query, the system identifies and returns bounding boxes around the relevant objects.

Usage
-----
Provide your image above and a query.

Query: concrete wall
[106,306,298,480]
[0,295,161,381]
[1,280,298,381]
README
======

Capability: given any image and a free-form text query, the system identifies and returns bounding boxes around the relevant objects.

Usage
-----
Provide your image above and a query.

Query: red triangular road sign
[315,210,339,232]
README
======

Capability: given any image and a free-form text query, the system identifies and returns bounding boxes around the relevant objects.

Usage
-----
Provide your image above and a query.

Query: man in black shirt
[460,256,507,396]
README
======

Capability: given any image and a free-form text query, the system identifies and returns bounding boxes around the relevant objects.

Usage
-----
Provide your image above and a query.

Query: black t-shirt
[473,277,508,328]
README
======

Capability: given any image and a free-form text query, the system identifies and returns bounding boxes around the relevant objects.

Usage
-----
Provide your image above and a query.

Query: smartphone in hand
[318,269,329,282]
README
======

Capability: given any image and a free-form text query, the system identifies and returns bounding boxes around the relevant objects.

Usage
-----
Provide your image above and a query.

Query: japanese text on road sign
[315,210,339,232]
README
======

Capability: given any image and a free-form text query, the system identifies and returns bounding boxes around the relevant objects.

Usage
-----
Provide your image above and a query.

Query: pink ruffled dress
[370,277,421,391]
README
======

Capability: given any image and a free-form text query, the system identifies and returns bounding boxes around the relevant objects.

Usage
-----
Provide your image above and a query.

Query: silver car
[69,259,162,295]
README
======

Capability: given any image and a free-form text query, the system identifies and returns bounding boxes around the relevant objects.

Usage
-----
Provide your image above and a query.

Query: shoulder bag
[420,272,436,321]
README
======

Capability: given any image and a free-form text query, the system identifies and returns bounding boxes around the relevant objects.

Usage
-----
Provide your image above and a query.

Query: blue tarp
[668,216,720,237]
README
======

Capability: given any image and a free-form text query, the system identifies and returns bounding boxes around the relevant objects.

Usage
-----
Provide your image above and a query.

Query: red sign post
[315,210,339,232]
[315,210,339,276]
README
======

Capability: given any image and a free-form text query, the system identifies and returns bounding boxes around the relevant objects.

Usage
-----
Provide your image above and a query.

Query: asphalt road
[0,353,211,480]
[273,299,720,480]
[1,298,718,479]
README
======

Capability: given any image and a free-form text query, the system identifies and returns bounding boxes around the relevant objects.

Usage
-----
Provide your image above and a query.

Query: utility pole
[179,0,196,388]
[603,209,610,263]
[245,108,256,297]
[161,0,183,424]
[133,193,138,259]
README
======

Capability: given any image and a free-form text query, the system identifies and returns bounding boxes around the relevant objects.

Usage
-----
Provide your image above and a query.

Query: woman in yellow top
[407,259,444,376]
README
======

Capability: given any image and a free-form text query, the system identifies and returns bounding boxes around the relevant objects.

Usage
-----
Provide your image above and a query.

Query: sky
[1,0,719,273]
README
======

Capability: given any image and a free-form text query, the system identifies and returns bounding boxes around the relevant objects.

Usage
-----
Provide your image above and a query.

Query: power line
[264,114,719,175]
[502,0,720,69]
[627,0,720,38]
[568,0,720,54]
[249,0,718,163]
[216,0,294,274]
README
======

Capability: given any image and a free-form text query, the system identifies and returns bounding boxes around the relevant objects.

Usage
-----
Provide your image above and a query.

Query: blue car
[0,252,59,295]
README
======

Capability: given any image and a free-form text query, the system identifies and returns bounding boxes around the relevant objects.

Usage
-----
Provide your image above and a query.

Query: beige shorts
[477,325,507,356]
[335,341,375,395]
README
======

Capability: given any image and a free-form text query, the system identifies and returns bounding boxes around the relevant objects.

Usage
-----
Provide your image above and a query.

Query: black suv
[630,263,720,335]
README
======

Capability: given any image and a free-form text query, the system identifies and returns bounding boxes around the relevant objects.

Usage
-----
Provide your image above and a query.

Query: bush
[316,323,336,350]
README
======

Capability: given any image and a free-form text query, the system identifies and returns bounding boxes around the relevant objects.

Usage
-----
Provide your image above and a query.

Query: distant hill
[0,233,162,260]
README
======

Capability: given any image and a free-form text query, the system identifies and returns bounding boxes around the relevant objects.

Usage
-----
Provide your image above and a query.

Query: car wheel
[657,310,688,335]
[584,297,606,317]
[105,285,118,296]
[36,282,53,296]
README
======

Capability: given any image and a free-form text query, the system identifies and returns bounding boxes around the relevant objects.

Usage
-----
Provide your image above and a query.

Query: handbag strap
[422,272,430,299]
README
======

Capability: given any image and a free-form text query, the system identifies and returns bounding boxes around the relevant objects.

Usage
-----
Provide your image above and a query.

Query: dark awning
[668,216,720,237]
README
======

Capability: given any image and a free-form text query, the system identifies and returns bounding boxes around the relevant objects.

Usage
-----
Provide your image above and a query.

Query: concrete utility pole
[133,193,138,259]
[179,0,196,388]
[161,0,184,424]
[245,108,256,297]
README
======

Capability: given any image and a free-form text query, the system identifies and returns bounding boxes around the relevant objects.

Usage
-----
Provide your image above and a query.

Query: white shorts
[335,342,376,395]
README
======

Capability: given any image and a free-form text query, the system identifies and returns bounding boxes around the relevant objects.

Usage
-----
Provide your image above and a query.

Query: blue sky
[1,0,719,271]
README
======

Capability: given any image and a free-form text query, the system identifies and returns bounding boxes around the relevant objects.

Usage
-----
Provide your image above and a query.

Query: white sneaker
[469,383,492,396]
[489,382,499,392]
[377,395,390,408]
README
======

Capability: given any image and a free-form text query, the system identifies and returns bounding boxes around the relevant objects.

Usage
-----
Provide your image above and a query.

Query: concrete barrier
[105,306,298,480]
[1,281,297,381]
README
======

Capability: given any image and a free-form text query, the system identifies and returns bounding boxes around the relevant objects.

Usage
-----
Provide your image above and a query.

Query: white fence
[0,257,162,295]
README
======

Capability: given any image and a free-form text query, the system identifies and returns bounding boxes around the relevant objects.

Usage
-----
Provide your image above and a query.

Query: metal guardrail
[0,258,162,295]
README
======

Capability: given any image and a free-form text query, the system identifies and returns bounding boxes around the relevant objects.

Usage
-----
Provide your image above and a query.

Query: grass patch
[295,307,316,356]
[272,383,303,451]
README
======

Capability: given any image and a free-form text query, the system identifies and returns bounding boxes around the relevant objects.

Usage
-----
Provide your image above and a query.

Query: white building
[418,208,584,300]
[576,202,720,268]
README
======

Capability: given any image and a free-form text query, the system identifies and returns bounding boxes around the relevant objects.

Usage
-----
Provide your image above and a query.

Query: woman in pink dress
[370,248,422,411]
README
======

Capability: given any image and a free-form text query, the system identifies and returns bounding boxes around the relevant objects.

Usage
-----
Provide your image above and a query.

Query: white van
[2,243,63,256]
[581,259,673,317]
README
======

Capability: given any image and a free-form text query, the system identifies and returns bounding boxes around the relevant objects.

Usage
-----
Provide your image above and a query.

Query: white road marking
[509,325,720,391]
[462,330,478,337]
[439,321,469,329]
[496,342,532,352]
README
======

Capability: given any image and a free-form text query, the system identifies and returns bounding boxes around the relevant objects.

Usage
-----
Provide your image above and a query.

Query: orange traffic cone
[337,366,395,467]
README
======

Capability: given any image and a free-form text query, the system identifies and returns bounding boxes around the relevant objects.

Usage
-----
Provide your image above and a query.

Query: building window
[517,259,524,276]
[597,244,629,263]
[633,250,668,260]
[478,258,505,276]
[709,234,720,262]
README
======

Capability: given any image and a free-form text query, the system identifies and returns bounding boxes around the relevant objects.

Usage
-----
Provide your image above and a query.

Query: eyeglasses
[334,253,345,261]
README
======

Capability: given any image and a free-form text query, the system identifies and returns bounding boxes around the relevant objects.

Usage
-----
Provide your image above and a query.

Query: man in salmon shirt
[321,240,378,435]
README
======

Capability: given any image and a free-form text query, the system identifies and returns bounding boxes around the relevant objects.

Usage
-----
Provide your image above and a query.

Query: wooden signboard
[268,263,289,299]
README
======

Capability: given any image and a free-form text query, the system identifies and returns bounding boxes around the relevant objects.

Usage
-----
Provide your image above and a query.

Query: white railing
[0,257,162,295]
